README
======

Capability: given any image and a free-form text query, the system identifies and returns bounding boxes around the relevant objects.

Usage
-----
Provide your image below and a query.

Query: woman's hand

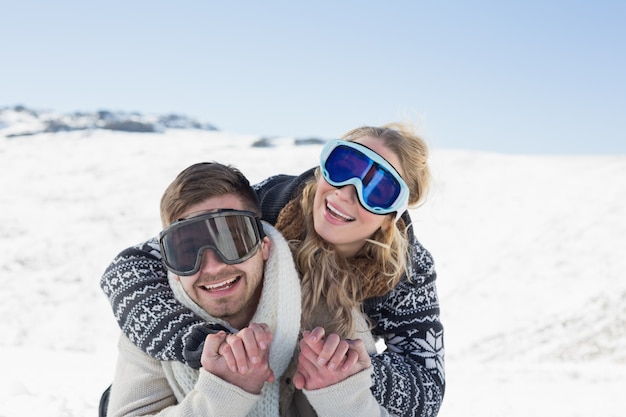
[293,327,371,390]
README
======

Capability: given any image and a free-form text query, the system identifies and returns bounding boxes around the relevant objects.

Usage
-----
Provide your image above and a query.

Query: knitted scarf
[275,197,404,301]
[163,223,301,417]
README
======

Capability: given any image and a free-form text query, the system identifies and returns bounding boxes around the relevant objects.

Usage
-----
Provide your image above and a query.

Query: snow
[1,129,624,416]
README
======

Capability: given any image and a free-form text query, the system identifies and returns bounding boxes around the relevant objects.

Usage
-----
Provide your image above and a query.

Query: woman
[100,122,445,417]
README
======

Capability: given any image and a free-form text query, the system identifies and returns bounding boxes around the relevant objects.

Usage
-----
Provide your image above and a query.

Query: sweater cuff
[303,367,390,417]
[196,369,260,414]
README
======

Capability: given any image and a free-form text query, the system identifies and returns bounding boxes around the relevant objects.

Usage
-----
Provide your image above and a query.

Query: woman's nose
[335,184,358,203]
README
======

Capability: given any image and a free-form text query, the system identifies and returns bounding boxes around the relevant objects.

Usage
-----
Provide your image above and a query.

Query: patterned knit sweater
[100,168,445,417]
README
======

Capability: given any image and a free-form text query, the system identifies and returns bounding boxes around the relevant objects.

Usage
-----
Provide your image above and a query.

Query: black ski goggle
[159,209,265,276]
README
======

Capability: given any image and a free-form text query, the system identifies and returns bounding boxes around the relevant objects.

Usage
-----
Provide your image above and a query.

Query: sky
[1,130,624,416]
[2,0,625,154]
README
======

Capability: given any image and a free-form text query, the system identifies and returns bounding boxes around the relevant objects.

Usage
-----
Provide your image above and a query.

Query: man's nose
[199,248,226,274]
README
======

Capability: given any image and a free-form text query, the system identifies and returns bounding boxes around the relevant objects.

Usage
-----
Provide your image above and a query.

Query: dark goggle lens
[324,145,401,209]
[361,167,401,208]
[160,211,263,275]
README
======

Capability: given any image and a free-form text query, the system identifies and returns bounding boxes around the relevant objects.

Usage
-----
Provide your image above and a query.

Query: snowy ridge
[0,104,218,137]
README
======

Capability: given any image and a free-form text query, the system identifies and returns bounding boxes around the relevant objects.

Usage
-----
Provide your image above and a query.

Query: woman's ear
[381,215,395,233]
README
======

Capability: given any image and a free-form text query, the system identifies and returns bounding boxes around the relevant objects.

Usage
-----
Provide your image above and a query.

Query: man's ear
[261,236,272,261]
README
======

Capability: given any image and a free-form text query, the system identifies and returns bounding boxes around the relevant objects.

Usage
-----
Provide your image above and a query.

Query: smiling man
[104,162,303,416]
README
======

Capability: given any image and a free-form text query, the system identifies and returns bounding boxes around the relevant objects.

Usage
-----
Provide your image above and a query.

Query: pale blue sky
[2,1,624,154]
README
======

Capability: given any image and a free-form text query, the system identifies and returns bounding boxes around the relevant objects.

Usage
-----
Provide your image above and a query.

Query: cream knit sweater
[107,223,393,416]
[163,223,301,416]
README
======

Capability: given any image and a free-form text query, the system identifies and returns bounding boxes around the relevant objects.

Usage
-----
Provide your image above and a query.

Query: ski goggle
[158,209,265,276]
[320,139,409,220]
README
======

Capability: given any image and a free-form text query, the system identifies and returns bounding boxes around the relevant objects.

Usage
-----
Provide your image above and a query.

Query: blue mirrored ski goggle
[159,209,265,276]
[320,139,409,220]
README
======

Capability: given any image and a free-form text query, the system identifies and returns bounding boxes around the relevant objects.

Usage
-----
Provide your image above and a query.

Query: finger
[340,347,359,372]
[326,339,349,371]
[250,322,273,350]
[343,338,371,371]
[217,341,238,373]
[298,339,322,363]
[237,327,261,365]
[346,338,371,366]
[300,330,325,356]
[265,369,276,384]
[305,327,326,346]
[297,349,320,377]
[345,338,364,349]
[316,333,341,366]
[292,370,306,390]
[296,349,330,390]
[223,335,249,373]
[201,331,228,371]
[203,331,227,357]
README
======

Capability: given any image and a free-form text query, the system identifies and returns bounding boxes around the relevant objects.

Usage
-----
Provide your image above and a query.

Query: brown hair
[160,162,260,227]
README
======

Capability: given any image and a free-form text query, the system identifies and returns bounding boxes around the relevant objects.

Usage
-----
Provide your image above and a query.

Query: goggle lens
[159,210,264,276]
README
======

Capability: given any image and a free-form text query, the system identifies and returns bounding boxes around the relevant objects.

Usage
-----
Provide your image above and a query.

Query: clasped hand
[293,326,371,390]
[200,323,274,394]
[201,324,371,394]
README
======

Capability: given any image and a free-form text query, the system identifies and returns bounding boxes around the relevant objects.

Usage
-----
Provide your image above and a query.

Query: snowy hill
[0,105,218,137]
[0,117,624,416]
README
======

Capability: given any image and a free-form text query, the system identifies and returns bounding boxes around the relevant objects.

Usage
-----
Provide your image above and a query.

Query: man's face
[173,194,270,329]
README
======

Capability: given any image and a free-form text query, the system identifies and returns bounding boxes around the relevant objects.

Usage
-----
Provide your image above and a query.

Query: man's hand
[200,323,274,394]
[293,327,371,390]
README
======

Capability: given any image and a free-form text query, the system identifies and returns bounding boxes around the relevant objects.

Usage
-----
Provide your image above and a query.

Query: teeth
[327,203,355,221]
[203,277,238,291]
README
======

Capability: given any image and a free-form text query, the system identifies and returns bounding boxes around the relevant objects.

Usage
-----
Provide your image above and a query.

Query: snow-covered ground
[1,129,624,416]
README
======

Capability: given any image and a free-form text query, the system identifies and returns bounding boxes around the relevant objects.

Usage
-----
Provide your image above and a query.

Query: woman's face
[313,136,404,257]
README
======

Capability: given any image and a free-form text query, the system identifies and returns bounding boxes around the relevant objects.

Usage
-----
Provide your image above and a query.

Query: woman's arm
[363,223,445,417]
[98,170,309,367]
[100,238,228,367]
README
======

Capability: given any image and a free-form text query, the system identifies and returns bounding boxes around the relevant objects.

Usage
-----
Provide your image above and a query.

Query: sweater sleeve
[304,367,396,417]
[107,335,259,417]
[363,217,445,417]
[100,238,228,366]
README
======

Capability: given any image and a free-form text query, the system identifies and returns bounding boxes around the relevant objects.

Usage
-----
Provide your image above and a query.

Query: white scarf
[163,222,301,416]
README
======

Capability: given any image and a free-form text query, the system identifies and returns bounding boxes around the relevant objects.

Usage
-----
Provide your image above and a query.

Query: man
[104,162,383,417]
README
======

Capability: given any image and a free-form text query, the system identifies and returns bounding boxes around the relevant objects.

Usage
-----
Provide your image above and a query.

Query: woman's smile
[325,199,355,222]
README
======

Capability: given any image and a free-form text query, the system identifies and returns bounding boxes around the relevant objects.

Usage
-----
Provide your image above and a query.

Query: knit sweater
[108,335,391,417]
[101,168,445,417]
[106,223,391,417]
